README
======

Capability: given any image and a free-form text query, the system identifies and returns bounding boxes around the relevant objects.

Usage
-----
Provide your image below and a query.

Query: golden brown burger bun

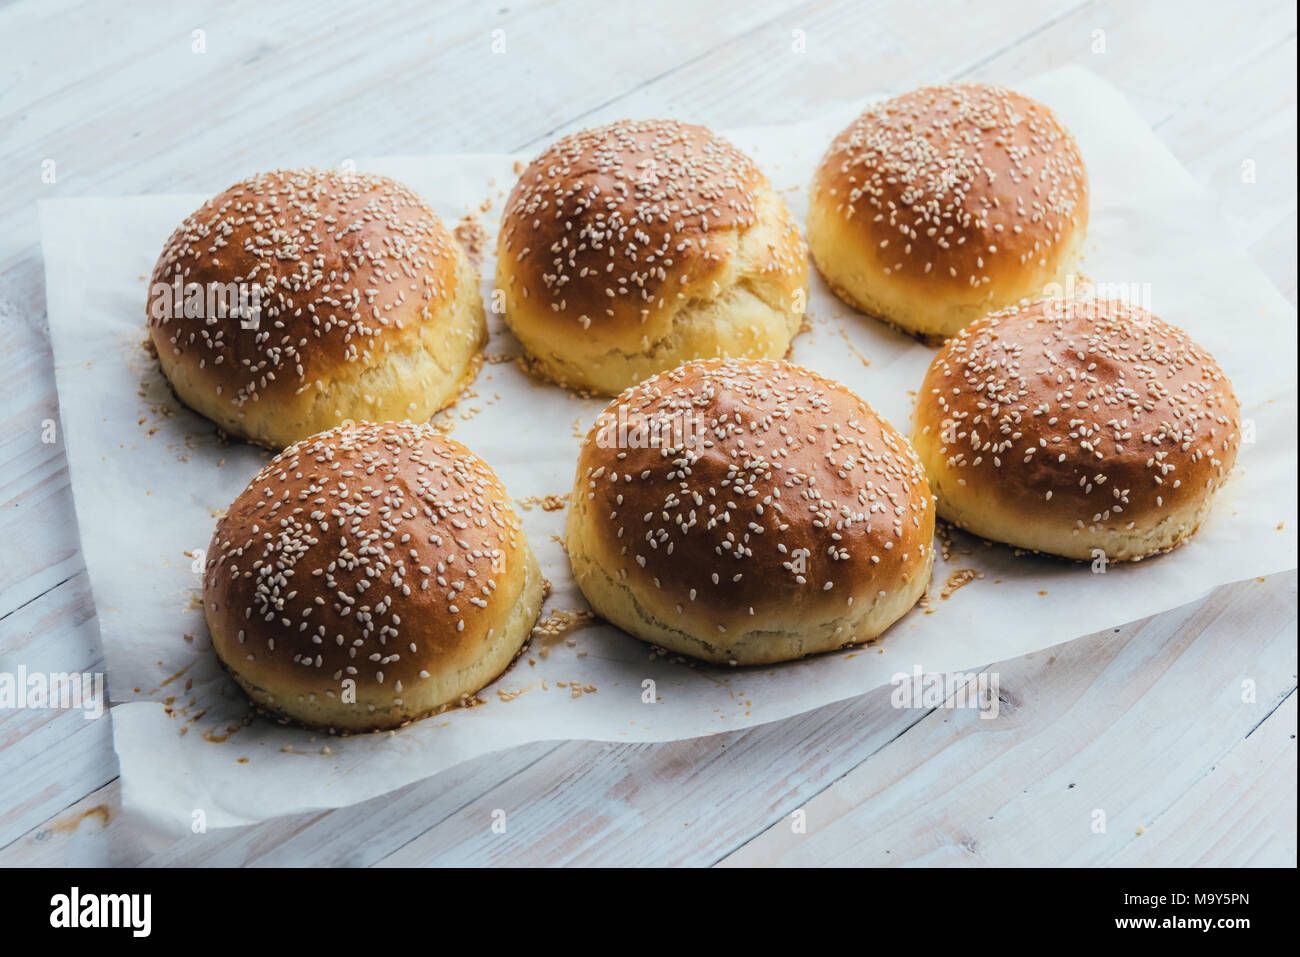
[496,120,807,395]
[566,358,934,664]
[148,168,486,449]
[912,297,1242,561]
[808,84,1089,343]
[203,421,543,732]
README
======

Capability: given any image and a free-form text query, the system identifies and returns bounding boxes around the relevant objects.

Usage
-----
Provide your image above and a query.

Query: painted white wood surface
[0,0,1294,866]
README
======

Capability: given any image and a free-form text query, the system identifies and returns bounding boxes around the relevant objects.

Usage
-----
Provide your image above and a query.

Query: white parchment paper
[39,67,1297,832]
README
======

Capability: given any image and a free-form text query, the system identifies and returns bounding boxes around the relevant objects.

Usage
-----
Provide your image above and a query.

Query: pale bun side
[566,358,934,664]
[497,120,807,395]
[149,168,486,449]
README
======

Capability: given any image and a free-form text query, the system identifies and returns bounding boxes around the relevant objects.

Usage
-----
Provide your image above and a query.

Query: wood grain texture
[1109,691,1297,867]
[0,0,1294,866]
[718,573,1297,866]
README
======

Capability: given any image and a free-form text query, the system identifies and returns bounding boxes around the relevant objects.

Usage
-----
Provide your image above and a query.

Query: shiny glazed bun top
[148,168,482,447]
[912,297,1242,559]
[567,358,934,662]
[809,83,1089,341]
[496,119,807,393]
[203,421,540,731]
[501,119,766,329]
[818,83,1086,286]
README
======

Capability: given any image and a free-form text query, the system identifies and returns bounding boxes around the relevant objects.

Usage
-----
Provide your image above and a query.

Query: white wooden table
[0,0,1294,867]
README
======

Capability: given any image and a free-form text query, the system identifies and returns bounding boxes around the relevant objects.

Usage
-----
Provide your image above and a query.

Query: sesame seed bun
[148,169,486,449]
[496,120,808,395]
[203,421,543,732]
[566,358,935,665]
[911,297,1242,562]
[808,84,1089,343]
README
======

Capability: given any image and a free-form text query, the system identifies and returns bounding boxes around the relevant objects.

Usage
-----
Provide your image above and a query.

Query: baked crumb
[516,493,567,512]
[940,568,982,599]
[453,214,489,269]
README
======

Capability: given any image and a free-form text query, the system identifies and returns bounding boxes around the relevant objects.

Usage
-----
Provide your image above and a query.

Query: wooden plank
[1108,691,1297,867]
[518,0,1085,135]
[716,573,1296,866]
[0,310,84,615]
[0,780,121,869]
[372,680,954,867]
[139,741,564,867]
[0,574,118,849]
[0,740,570,867]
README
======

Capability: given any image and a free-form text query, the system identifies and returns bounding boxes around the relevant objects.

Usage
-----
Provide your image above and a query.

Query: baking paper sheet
[38,67,1297,832]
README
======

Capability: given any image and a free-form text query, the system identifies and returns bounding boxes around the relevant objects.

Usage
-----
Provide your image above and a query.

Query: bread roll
[203,421,543,731]
[496,120,807,394]
[808,84,1088,343]
[566,358,934,664]
[912,297,1241,561]
[148,168,485,448]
